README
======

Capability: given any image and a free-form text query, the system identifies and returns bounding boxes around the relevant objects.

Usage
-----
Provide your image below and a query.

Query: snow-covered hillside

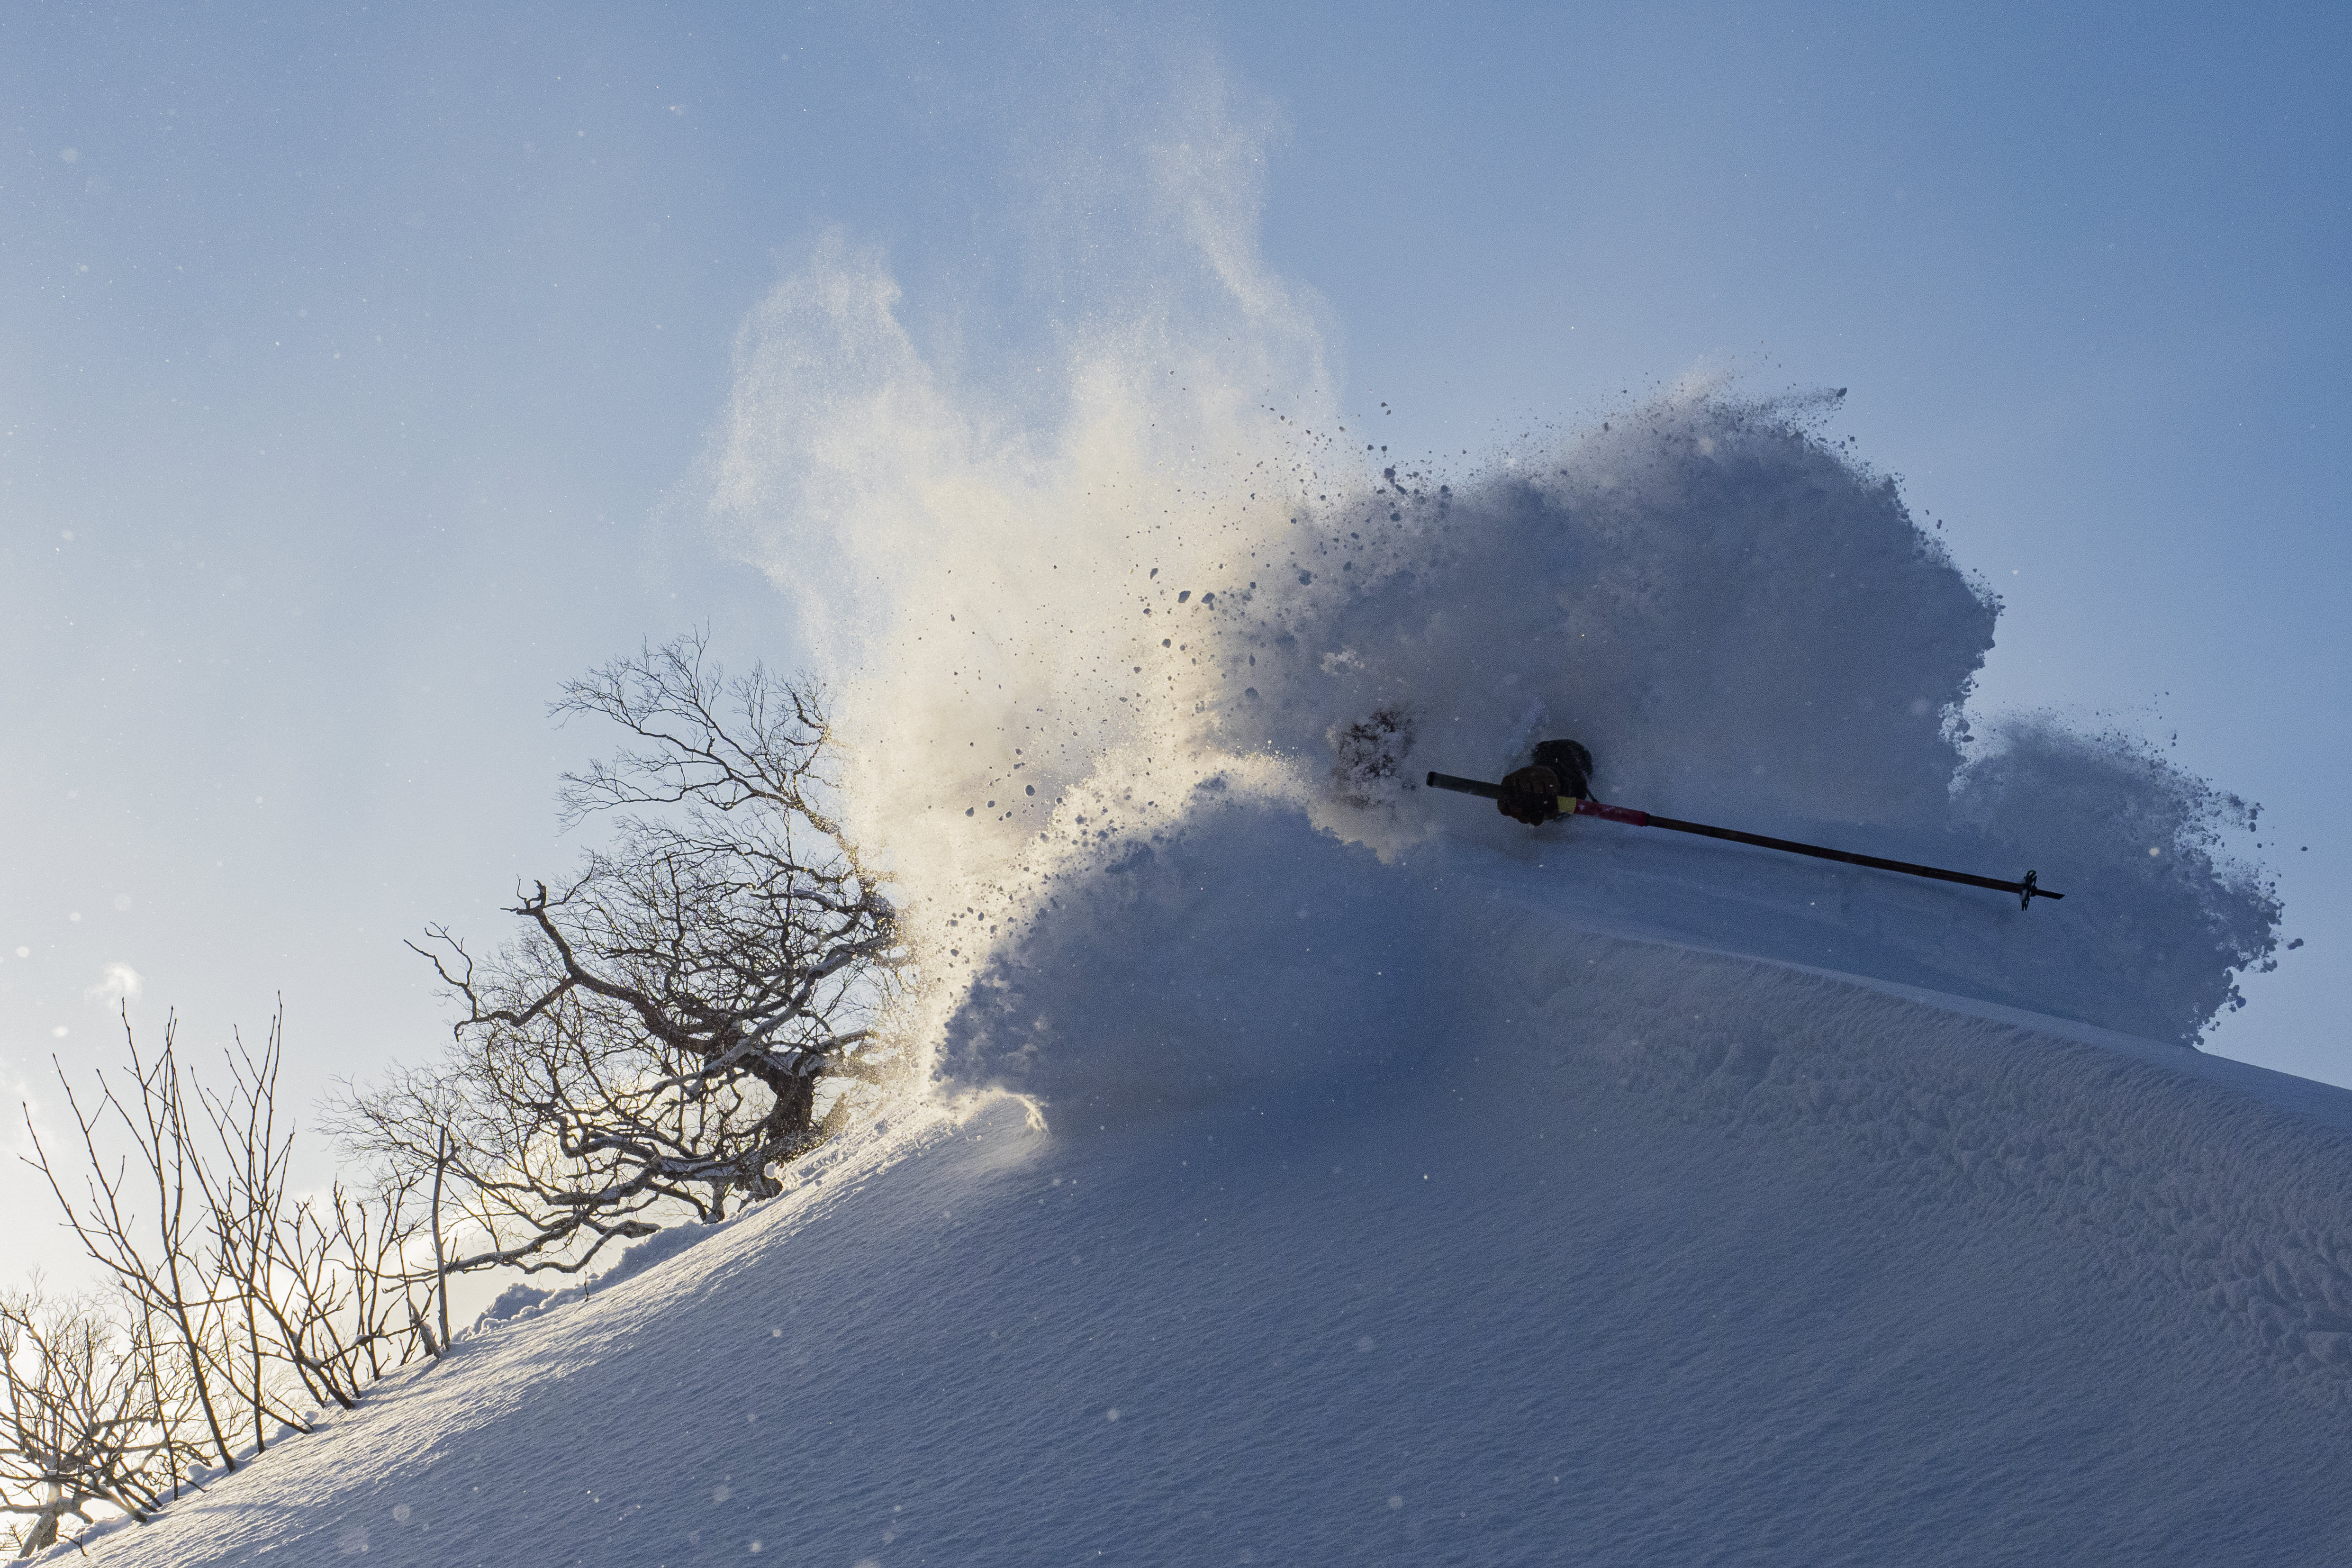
[61,270,2324,1563]
[72,849,2352,1566]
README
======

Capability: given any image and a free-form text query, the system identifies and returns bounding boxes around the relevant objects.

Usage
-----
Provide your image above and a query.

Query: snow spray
[697,115,2277,1094]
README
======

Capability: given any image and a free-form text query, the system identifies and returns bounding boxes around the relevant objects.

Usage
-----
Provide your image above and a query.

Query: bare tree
[20,1004,437,1516]
[0,1287,200,1558]
[184,1014,433,1420]
[25,1015,239,1474]
[334,634,903,1277]
[262,1177,431,1400]
[182,1015,313,1452]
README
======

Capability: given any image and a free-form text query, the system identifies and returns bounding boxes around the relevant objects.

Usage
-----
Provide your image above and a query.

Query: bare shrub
[0,1286,201,1558]
[333,634,904,1278]
[19,1004,436,1514]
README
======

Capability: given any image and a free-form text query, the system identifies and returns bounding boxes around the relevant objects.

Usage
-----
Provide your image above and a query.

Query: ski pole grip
[1425,771,1503,800]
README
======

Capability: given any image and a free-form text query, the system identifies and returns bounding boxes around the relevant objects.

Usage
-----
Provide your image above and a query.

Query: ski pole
[1424,771,2063,910]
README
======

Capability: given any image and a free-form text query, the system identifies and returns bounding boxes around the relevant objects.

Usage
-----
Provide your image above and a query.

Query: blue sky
[4,1,2346,1278]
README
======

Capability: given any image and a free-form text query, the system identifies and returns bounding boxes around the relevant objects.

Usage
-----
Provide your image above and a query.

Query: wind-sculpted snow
[72,889,2352,1567]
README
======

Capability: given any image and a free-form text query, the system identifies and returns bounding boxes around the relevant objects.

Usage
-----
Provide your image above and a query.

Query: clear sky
[5,1,2346,1281]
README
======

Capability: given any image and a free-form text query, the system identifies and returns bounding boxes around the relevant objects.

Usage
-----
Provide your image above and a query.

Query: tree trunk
[430,1125,452,1354]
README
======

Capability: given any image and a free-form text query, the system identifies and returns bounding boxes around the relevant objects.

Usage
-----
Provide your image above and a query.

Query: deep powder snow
[73,878,2352,1566]
[703,240,2277,1056]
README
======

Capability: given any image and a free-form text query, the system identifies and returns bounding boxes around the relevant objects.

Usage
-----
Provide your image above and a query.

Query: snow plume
[701,76,1342,1060]
[701,132,2275,1100]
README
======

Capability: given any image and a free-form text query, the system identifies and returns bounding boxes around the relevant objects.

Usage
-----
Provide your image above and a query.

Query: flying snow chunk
[87,961,143,1003]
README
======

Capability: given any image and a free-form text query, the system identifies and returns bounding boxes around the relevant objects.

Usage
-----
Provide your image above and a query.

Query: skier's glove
[1497,765,1562,826]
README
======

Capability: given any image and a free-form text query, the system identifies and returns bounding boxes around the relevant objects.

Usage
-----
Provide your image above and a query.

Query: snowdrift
[76,864,2352,1566]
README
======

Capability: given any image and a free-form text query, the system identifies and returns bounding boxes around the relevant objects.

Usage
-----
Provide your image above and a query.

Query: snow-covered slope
[78,841,2352,1566]
[70,264,2322,1562]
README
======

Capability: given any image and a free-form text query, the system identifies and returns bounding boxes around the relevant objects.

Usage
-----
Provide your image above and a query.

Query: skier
[1495,739,1593,826]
